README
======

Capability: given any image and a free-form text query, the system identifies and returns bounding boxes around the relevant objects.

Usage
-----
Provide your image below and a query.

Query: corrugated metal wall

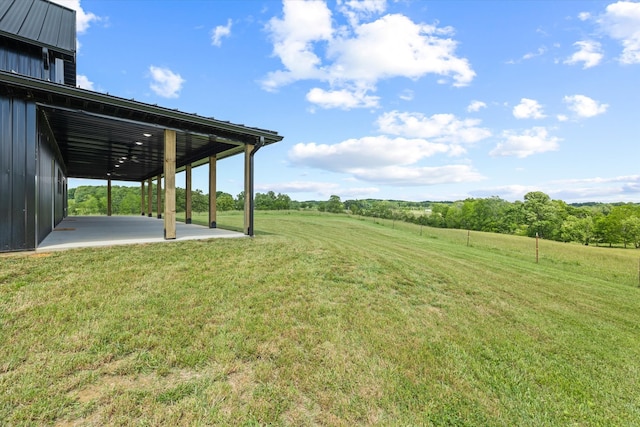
[36,115,66,244]
[1,39,47,79]
[0,38,72,84]
[36,136,53,243]
[54,165,64,225]
[0,95,37,252]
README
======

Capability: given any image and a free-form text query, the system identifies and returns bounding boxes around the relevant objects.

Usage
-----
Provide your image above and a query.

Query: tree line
[337,191,640,248]
[68,186,640,248]
[68,186,298,215]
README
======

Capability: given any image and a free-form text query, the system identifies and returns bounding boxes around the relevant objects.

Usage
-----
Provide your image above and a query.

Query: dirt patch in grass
[65,356,210,424]
[225,364,256,403]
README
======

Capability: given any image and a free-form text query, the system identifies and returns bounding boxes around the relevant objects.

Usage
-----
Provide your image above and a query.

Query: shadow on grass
[185,219,275,236]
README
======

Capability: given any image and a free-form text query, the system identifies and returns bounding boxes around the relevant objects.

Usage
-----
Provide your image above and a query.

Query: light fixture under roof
[143,133,152,137]
[135,141,143,145]
[115,164,120,168]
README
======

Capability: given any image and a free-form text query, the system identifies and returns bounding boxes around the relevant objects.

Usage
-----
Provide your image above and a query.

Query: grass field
[2,211,640,425]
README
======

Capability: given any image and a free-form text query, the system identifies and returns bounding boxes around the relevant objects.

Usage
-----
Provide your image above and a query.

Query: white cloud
[326,14,475,86]
[289,136,450,171]
[350,164,485,186]
[564,40,603,68]
[487,175,640,202]
[212,19,232,47]
[339,0,387,26]
[597,1,640,64]
[263,1,475,105]
[469,185,537,201]
[258,181,380,198]
[490,127,561,158]
[399,89,414,101]
[306,87,380,109]
[523,46,547,60]
[262,0,333,90]
[467,100,487,112]
[512,98,546,119]
[340,187,381,198]
[563,94,608,117]
[506,46,547,64]
[288,134,485,186]
[557,114,569,122]
[49,0,100,33]
[258,181,340,194]
[547,175,640,201]
[76,74,94,90]
[377,111,491,145]
[578,11,591,21]
[471,175,640,203]
[148,66,185,98]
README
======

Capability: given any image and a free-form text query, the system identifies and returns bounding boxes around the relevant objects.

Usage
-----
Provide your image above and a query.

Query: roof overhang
[0,70,283,181]
[0,0,76,56]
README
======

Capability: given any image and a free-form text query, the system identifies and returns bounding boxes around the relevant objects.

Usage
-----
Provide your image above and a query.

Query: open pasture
[2,211,639,425]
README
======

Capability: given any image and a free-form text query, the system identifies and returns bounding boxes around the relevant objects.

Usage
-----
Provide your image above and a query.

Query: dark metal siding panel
[0,44,44,79]
[63,57,75,86]
[10,96,27,248]
[25,101,36,243]
[53,163,64,225]
[0,44,19,72]
[0,96,12,251]
[37,132,53,244]
[29,47,44,78]
[0,95,36,252]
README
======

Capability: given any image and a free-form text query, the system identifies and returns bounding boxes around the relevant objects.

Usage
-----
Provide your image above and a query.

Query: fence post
[536,232,539,264]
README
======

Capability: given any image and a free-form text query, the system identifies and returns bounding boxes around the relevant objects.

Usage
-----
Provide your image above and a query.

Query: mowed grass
[1,211,640,426]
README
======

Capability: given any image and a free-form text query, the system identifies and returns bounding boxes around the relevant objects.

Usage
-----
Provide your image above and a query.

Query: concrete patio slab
[37,216,245,251]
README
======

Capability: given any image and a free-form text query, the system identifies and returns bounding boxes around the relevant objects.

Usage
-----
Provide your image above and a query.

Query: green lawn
[2,211,640,425]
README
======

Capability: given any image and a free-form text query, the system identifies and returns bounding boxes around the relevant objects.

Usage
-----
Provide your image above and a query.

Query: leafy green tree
[216,192,235,211]
[273,193,292,210]
[345,199,371,216]
[444,201,464,229]
[192,189,208,213]
[370,201,394,219]
[255,191,276,210]
[560,215,593,244]
[523,191,560,239]
[428,203,449,227]
[119,191,140,215]
[594,214,620,247]
[235,191,245,210]
[622,217,640,248]
[325,195,344,213]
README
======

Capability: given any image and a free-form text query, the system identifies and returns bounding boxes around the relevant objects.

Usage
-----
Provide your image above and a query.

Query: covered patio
[0,70,283,250]
[37,216,245,252]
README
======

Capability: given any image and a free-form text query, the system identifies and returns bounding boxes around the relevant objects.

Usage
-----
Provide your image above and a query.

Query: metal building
[0,0,282,253]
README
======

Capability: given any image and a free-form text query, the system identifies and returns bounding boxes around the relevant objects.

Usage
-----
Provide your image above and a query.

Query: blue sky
[58,0,640,203]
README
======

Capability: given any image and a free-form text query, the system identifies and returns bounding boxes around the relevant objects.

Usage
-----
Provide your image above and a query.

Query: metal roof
[1,70,283,182]
[0,0,75,55]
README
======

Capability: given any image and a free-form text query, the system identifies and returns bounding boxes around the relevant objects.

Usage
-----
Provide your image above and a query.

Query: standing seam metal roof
[0,0,75,55]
